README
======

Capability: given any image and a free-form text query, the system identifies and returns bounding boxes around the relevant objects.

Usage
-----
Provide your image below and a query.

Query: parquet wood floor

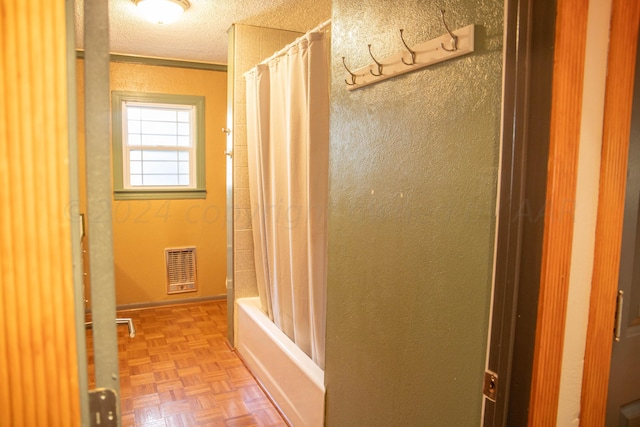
[86,300,287,427]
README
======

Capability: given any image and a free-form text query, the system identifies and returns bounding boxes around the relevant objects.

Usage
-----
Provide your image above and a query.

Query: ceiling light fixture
[133,0,190,25]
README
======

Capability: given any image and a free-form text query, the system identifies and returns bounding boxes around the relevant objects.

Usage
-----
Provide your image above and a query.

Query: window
[112,91,206,199]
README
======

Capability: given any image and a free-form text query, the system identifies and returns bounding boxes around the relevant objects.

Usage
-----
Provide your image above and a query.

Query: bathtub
[234,297,325,427]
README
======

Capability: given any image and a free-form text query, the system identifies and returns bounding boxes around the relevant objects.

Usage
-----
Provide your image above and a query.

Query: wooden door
[606,31,640,426]
[580,1,640,425]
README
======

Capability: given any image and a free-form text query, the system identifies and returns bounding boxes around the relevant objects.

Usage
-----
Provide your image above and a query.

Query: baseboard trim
[115,294,227,312]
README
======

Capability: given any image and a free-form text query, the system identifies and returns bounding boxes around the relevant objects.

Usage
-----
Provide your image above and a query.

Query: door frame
[66,0,90,423]
[82,0,121,394]
[580,0,640,424]
[485,0,599,424]
[483,0,559,423]
[483,0,557,427]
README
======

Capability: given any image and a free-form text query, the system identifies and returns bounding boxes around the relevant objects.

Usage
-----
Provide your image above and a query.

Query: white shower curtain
[245,31,329,369]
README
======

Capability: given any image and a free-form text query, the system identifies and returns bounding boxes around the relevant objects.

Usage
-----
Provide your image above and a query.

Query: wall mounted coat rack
[343,10,474,91]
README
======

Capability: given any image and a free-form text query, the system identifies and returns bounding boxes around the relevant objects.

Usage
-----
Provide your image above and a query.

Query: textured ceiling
[75,0,331,64]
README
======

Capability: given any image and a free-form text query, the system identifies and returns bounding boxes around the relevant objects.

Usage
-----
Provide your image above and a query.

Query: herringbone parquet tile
[86,300,287,427]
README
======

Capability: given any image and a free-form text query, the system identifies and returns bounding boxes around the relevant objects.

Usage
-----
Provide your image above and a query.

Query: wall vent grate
[165,247,197,294]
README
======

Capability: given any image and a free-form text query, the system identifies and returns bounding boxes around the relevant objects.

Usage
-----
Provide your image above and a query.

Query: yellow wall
[77,59,228,306]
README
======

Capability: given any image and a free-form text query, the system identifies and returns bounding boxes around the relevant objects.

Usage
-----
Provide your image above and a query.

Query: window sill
[114,189,206,200]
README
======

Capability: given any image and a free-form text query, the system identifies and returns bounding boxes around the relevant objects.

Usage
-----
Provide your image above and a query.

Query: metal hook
[399,29,416,65]
[342,57,358,86]
[439,9,458,52]
[367,44,384,76]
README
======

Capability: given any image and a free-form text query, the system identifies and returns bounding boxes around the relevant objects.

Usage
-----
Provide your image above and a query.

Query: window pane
[178,175,190,185]
[141,134,177,147]
[128,134,141,146]
[130,161,142,174]
[130,150,142,160]
[128,120,141,134]
[142,150,178,161]
[141,108,177,122]
[177,110,190,122]
[178,161,189,174]
[127,107,141,120]
[141,121,178,135]
[143,175,180,186]
[143,161,179,175]
[177,123,190,136]
[130,174,143,186]
[178,151,189,161]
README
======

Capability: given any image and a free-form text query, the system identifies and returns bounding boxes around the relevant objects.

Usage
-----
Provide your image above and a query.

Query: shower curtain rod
[257,19,332,66]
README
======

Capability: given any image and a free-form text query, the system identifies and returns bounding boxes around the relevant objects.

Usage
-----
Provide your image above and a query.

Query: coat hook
[367,44,384,76]
[399,29,416,65]
[439,9,459,52]
[342,57,357,86]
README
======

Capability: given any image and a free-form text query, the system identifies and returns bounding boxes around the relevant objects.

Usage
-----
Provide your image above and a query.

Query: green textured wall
[324,0,503,425]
